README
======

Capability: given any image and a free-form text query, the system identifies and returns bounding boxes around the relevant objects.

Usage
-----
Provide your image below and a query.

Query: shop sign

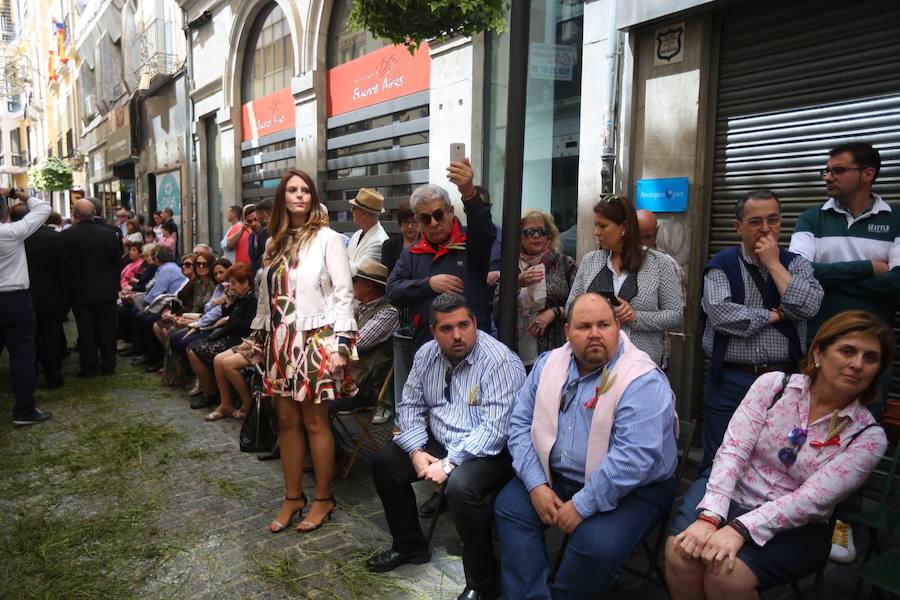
[156,170,181,219]
[106,104,135,165]
[635,177,689,212]
[654,22,685,66]
[241,86,296,142]
[529,43,577,81]
[327,43,431,117]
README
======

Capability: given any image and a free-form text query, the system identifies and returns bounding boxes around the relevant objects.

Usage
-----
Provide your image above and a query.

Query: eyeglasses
[745,215,782,230]
[522,226,548,238]
[418,209,446,226]
[820,167,864,178]
[777,427,808,467]
[400,219,418,227]
[443,367,453,403]
[195,261,209,268]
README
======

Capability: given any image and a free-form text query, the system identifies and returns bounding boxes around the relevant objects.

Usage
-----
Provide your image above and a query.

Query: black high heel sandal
[269,493,307,533]
[296,496,336,533]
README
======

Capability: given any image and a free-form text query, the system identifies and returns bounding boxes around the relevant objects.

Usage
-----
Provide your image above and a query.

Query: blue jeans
[495,474,674,600]
[700,368,757,471]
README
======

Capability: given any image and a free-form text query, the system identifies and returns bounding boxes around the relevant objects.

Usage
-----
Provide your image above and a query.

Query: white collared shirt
[0,198,52,292]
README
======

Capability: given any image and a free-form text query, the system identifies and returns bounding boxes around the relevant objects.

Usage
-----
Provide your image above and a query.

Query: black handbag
[239,370,278,453]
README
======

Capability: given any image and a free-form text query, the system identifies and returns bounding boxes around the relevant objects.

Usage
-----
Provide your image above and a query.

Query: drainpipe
[183,9,197,248]
[498,0,531,348]
[600,0,621,194]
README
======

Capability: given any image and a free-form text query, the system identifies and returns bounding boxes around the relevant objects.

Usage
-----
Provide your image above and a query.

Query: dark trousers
[700,368,757,471]
[371,437,513,592]
[495,474,675,600]
[133,310,163,360]
[170,327,211,361]
[35,309,65,385]
[0,290,38,418]
[72,301,117,375]
[117,303,138,342]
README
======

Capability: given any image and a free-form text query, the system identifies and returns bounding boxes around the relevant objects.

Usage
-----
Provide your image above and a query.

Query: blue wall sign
[635,177,689,212]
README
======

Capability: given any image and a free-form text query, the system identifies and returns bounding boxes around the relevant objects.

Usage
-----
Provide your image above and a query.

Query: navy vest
[701,246,803,380]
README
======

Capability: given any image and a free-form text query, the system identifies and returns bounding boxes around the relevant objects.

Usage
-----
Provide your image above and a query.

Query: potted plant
[348,0,508,52]
[27,156,74,192]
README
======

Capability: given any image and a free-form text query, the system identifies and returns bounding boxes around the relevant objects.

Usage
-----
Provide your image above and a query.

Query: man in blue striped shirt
[495,292,677,599]
[366,293,525,600]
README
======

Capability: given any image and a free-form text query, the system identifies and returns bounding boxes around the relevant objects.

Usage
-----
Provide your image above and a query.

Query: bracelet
[697,514,721,528]
[726,518,752,542]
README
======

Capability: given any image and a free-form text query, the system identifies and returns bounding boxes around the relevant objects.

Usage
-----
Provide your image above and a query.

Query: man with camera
[0,187,53,425]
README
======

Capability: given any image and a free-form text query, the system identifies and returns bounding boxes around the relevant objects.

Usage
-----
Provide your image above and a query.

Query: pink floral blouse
[699,371,887,546]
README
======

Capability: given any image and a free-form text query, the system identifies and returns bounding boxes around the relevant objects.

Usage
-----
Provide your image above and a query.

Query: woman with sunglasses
[665,310,890,599]
[152,251,216,356]
[566,194,682,366]
[380,200,421,274]
[164,258,232,390]
[247,168,356,534]
[496,209,575,367]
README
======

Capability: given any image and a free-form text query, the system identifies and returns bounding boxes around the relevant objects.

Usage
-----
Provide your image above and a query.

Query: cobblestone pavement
[0,329,872,599]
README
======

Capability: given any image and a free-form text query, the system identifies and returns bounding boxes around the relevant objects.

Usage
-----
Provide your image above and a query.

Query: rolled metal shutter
[709,0,900,396]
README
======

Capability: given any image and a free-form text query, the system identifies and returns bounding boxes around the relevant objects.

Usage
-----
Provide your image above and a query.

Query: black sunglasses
[444,367,453,403]
[418,209,446,225]
[195,261,209,267]
[522,226,548,238]
[182,262,193,267]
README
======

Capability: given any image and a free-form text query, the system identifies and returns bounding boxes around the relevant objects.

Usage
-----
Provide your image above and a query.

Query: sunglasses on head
[522,226,548,238]
[418,209,446,225]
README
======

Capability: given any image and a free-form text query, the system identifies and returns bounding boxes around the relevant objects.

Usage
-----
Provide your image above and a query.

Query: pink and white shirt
[699,371,886,545]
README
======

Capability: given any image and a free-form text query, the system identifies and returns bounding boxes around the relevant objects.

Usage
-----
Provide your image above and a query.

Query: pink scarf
[530,332,660,481]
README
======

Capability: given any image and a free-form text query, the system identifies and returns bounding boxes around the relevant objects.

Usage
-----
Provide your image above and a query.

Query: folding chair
[550,419,698,600]
[333,367,394,480]
[855,442,900,598]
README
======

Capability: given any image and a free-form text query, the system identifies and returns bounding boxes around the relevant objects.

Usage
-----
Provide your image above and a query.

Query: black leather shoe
[118,348,135,357]
[418,491,447,519]
[190,396,215,410]
[131,355,147,365]
[365,548,431,573]
[457,588,495,600]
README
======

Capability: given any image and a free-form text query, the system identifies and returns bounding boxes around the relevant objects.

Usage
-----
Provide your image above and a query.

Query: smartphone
[450,142,466,164]
[599,291,621,307]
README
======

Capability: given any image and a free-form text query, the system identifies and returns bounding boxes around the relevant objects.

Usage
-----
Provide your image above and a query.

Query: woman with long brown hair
[249,168,357,534]
[566,194,683,366]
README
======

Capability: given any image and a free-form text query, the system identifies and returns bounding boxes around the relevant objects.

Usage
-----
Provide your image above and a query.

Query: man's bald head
[636,209,658,249]
[73,199,96,223]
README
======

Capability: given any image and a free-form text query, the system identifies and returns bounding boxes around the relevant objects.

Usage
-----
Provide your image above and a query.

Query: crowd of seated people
[72,140,898,600]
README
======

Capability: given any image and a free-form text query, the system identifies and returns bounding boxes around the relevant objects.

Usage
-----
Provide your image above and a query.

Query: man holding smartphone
[0,187,53,425]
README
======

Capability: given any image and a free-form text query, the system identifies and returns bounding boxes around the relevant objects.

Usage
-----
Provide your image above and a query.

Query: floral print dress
[263,257,356,403]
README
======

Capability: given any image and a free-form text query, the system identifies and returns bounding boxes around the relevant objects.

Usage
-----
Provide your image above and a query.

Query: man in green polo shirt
[789,140,899,565]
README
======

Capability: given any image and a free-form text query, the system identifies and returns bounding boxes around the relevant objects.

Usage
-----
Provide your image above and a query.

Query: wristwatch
[440,457,456,475]
[699,509,723,527]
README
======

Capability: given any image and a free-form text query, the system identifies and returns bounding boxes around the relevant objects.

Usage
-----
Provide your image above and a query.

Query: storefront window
[241,3,293,103]
[484,0,584,236]
[327,0,390,68]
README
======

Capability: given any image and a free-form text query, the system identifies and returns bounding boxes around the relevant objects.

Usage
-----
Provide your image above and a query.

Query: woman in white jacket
[251,168,357,534]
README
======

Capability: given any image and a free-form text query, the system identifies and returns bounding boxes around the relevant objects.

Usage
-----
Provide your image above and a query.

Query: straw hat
[354,259,389,286]
[348,188,385,214]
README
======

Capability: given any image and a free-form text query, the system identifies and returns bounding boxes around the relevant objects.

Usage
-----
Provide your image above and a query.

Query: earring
[814,362,820,369]
[621,231,625,237]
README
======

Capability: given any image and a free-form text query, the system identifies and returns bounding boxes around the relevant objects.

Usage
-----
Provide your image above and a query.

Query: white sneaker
[371,407,393,425]
[830,519,856,563]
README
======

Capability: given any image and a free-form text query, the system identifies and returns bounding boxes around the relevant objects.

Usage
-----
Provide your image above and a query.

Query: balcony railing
[133,19,182,90]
